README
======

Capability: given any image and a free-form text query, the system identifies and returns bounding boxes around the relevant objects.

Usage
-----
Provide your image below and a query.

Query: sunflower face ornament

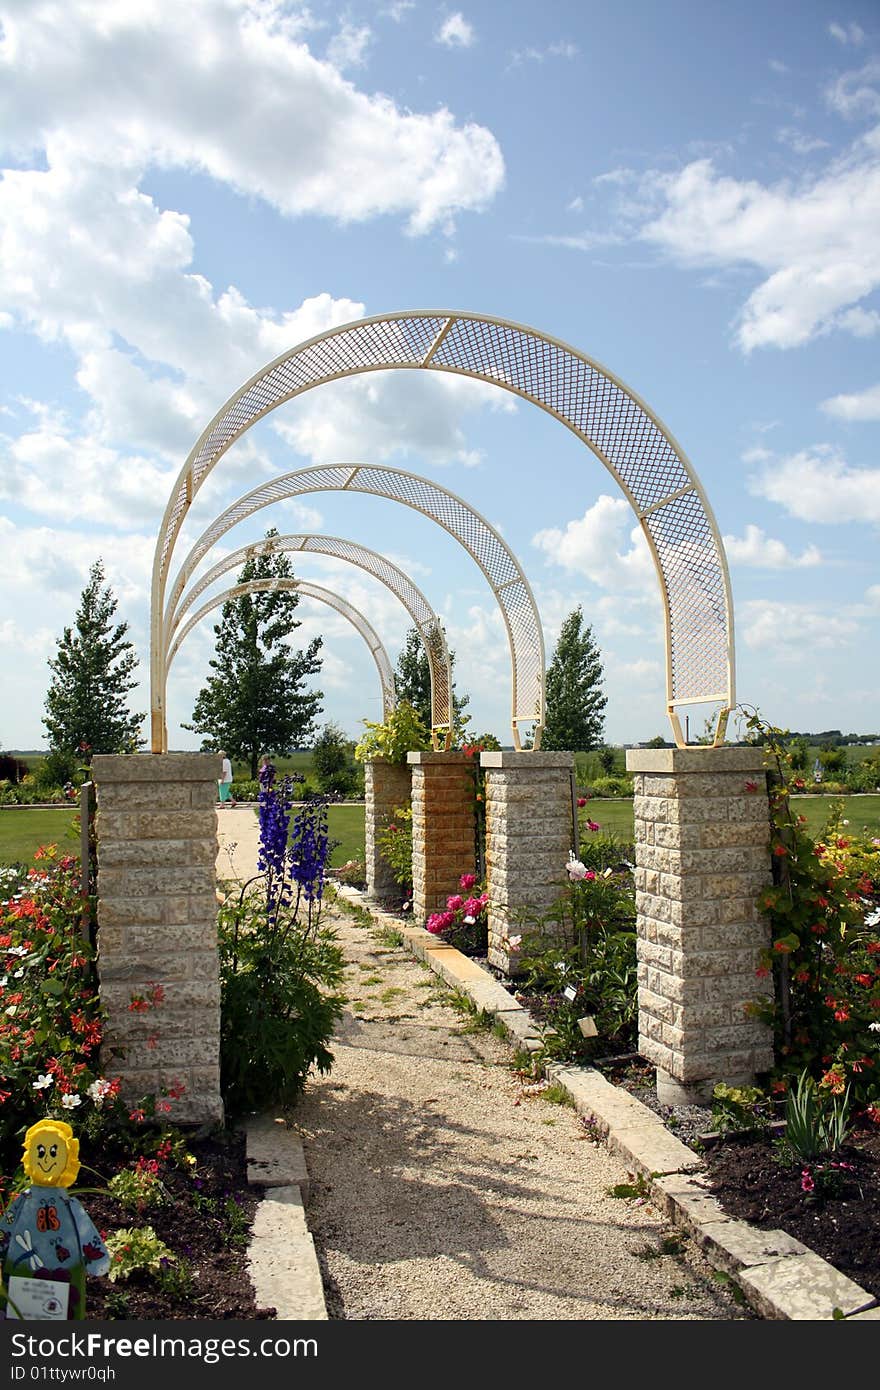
[1,1120,109,1321]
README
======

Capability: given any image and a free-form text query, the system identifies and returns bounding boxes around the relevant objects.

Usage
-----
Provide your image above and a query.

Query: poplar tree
[393,626,470,739]
[541,606,607,752]
[43,560,144,760]
[184,531,323,777]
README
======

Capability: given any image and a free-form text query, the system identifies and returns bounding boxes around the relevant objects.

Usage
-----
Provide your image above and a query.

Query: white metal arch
[163,464,545,750]
[168,533,453,739]
[151,310,735,751]
[167,578,396,720]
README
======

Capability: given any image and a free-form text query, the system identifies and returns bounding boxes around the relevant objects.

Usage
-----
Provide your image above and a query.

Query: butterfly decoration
[36,1202,61,1233]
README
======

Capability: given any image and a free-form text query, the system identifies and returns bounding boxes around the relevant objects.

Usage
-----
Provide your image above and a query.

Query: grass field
[3,796,878,871]
[0,803,366,870]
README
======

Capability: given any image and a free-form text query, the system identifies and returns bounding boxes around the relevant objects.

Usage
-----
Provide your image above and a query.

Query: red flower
[744,780,759,793]
[576,797,587,808]
[773,844,789,857]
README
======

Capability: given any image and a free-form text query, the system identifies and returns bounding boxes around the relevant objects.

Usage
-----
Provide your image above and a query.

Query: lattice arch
[166,578,396,721]
[168,533,453,740]
[151,310,735,751]
[162,464,545,752]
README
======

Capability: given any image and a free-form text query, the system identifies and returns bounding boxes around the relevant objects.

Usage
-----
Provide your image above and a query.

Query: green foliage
[354,700,431,764]
[312,721,358,795]
[376,805,413,893]
[783,1070,852,1162]
[105,1226,176,1283]
[514,861,637,1062]
[739,707,880,1109]
[108,1162,171,1214]
[711,1083,771,1135]
[184,530,324,778]
[541,606,607,752]
[42,559,144,759]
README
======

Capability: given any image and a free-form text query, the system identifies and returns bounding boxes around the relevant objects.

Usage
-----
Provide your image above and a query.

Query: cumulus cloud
[821,381,880,420]
[326,19,372,70]
[825,60,880,117]
[739,599,860,654]
[0,1,503,236]
[722,524,822,568]
[748,445,880,523]
[531,495,656,593]
[436,13,475,48]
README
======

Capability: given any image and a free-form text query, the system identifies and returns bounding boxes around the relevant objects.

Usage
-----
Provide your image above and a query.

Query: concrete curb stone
[338,886,880,1323]
[245,1116,327,1320]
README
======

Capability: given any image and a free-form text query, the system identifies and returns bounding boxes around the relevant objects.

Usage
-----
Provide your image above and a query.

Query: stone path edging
[333,884,880,1323]
[244,1114,327,1320]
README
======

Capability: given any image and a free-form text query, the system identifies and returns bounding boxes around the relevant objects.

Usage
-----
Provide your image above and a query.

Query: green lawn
[326,803,365,867]
[0,808,80,866]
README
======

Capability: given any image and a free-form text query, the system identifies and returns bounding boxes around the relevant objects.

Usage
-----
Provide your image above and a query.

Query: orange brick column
[363,758,412,902]
[407,751,476,924]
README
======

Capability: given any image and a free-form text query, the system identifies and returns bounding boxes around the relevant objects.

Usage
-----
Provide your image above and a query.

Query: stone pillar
[626,746,774,1104]
[364,758,412,901]
[92,754,223,1125]
[481,751,575,974]
[407,751,476,923]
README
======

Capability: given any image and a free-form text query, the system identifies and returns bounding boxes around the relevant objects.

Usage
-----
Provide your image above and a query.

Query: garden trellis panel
[151,310,734,751]
[166,578,397,721]
[168,533,453,743]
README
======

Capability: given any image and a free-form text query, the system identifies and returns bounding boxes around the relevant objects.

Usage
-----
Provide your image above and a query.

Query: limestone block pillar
[407,751,476,923]
[92,754,223,1125]
[481,751,575,974]
[364,758,412,901]
[626,746,774,1104]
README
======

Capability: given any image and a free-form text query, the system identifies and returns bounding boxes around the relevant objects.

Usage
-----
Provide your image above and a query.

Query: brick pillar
[92,754,223,1125]
[407,751,476,923]
[364,758,412,901]
[626,746,774,1104]
[481,751,574,974]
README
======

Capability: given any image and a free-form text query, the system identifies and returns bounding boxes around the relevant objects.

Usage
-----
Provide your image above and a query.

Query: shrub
[741,709,880,1110]
[354,701,431,765]
[377,806,413,895]
[312,722,358,795]
[217,780,346,1116]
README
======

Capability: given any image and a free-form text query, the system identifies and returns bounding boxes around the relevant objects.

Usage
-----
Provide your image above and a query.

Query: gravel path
[293,901,752,1321]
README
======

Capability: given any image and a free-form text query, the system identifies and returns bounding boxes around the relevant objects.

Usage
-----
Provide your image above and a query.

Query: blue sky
[1,0,878,750]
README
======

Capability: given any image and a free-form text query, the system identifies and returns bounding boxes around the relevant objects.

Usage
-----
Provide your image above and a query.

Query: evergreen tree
[393,626,470,739]
[541,606,607,752]
[183,531,323,777]
[43,560,144,761]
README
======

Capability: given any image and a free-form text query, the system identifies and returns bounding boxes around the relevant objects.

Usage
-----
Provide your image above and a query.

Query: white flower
[463,915,475,925]
[32,1074,54,1090]
[869,1022,880,1033]
[566,853,588,881]
[603,867,613,878]
[87,1078,113,1104]
[61,1093,82,1109]
[0,977,7,987]
[13,969,24,978]
[507,935,522,950]
[7,946,28,957]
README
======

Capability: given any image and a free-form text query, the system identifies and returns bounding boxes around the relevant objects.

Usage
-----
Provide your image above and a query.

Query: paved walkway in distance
[215,802,261,885]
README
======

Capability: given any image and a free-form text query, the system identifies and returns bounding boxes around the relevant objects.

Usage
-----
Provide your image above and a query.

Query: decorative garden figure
[0,1119,109,1320]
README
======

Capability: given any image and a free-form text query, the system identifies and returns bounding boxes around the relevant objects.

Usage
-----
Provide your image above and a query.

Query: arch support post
[91,754,224,1124]
[364,759,412,902]
[480,751,574,975]
[626,746,774,1104]
[407,751,476,924]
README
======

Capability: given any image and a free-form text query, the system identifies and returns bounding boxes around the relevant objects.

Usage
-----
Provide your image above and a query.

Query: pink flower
[586,820,600,832]
[459,873,477,891]
[576,797,587,808]
[566,857,588,881]
[464,897,484,917]
[426,911,454,935]
[446,894,463,912]
[744,780,759,793]
[800,1170,815,1193]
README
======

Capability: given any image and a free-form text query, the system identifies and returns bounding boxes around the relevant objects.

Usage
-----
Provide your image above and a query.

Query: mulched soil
[82,1130,276,1321]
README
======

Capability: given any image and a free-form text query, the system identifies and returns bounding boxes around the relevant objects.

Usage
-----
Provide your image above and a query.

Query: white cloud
[866,584,880,609]
[821,380,880,420]
[436,13,475,49]
[722,524,822,569]
[769,59,789,74]
[0,1,504,237]
[632,140,880,350]
[825,60,880,118]
[507,40,578,69]
[273,369,514,468]
[748,445,880,523]
[775,126,829,154]
[829,21,866,47]
[532,495,656,593]
[739,599,859,655]
[326,19,373,70]
[567,195,584,213]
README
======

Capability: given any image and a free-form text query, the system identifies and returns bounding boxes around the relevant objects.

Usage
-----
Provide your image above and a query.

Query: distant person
[218,750,235,806]
[258,755,277,792]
